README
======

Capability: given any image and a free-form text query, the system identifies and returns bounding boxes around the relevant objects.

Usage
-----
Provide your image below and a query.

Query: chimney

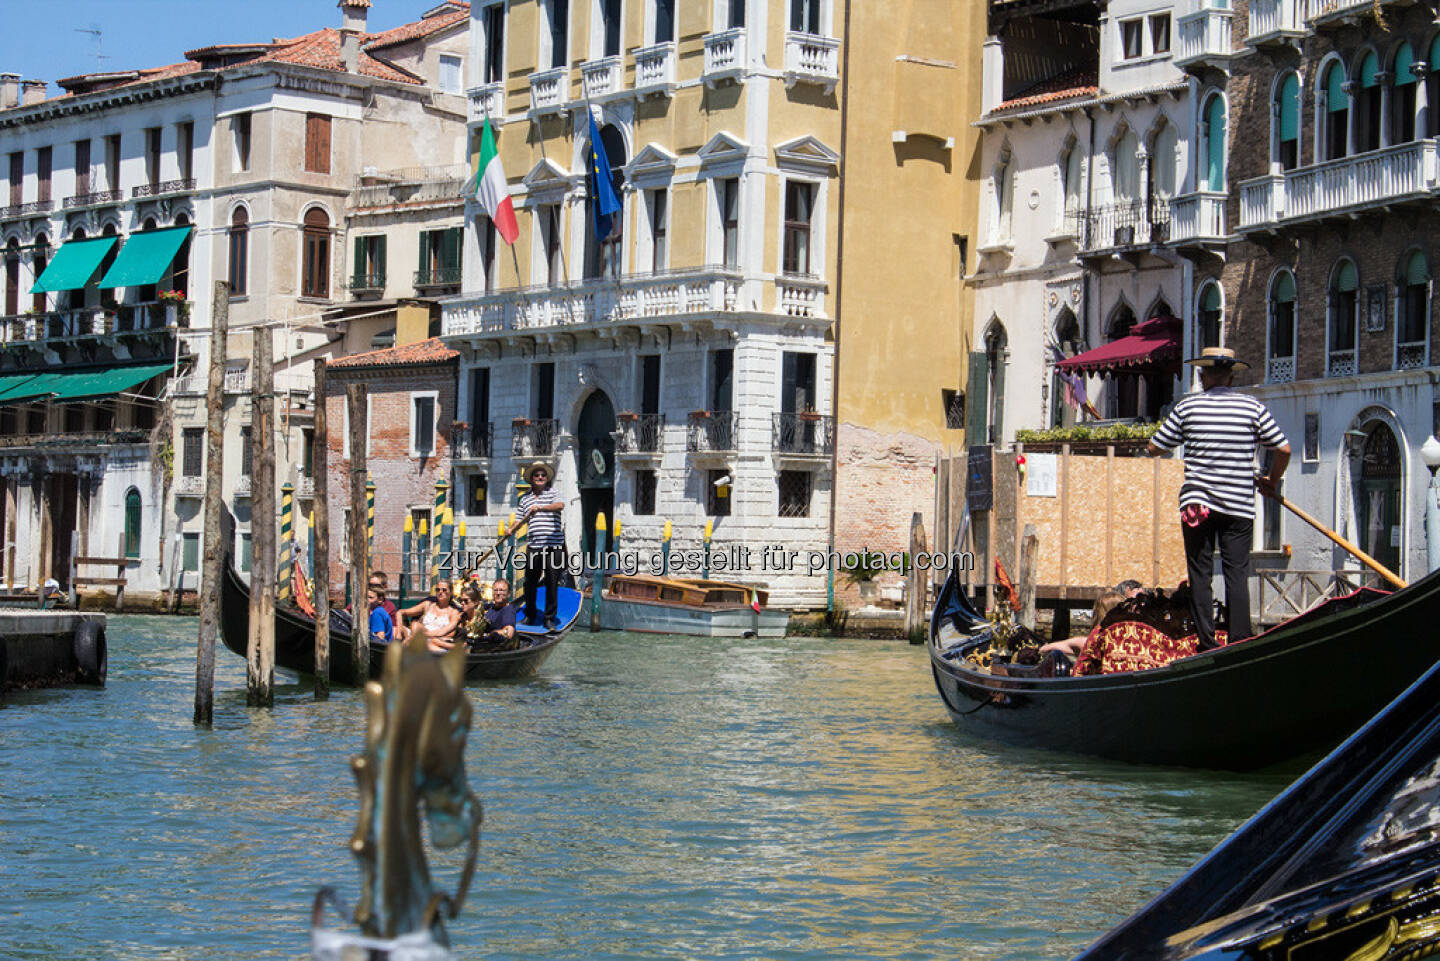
[338,0,369,72]
[0,74,20,110]
[21,80,46,106]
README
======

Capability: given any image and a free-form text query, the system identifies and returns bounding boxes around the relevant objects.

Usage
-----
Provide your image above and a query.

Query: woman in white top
[402,580,462,653]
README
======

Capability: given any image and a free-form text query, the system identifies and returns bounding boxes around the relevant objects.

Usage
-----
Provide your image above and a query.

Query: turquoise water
[0,617,1295,959]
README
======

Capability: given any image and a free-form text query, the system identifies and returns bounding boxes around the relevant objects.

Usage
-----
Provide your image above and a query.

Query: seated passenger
[367,587,394,645]
[408,580,462,653]
[465,579,521,651]
[1040,589,1126,658]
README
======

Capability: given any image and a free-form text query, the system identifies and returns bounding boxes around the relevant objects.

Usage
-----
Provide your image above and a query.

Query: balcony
[771,412,833,459]
[1238,140,1440,231]
[444,268,749,338]
[1327,349,1357,378]
[511,418,560,458]
[1081,201,1171,255]
[297,475,316,498]
[1175,6,1233,73]
[0,199,53,220]
[615,413,664,459]
[132,178,196,199]
[0,303,182,348]
[528,66,570,114]
[175,474,203,498]
[347,272,386,297]
[62,189,124,210]
[414,265,463,290]
[467,82,505,122]
[1248,0,1307,49]
[1168,190,1228,249]
[783,33,841,93]
[1399,342,1427,370]
[687,411,738,455]
[450,422,494,461]
[703,28,747,87]
[580,56,623,100]
[776,275,828,318]
[351,163,468,210]
[1309,0,1406,29]
[633,42,677,97]
[0,428,147,451]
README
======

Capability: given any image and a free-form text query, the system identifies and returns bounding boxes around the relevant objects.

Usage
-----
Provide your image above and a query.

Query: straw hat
[1184,346,1250,371]
[523,461,551,483]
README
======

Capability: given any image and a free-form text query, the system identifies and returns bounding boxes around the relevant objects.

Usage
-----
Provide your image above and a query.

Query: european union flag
[587,113,623,242]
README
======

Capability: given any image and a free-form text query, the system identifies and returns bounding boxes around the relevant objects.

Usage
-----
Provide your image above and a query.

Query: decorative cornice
[0,73,218,129]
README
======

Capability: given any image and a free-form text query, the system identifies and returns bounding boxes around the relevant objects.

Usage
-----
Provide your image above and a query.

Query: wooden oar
[1260,487,1407,590]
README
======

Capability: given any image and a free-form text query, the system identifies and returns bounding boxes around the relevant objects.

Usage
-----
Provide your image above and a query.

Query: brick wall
[324,361,456,594]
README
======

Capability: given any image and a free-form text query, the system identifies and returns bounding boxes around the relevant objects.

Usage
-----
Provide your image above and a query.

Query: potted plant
[798,409,822,422]
[617,410,640,422]
[688,409,712,420]
[512,416,532,427]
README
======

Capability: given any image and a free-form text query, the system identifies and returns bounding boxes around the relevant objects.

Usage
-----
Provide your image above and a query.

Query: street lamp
[1422,435,1440,574]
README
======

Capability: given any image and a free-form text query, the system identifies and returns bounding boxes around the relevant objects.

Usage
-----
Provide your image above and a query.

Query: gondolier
[1147,347,1290,650]
[518,462,566,630]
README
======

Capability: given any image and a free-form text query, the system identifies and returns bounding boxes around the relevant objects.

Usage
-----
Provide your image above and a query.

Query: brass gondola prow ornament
[312,628,482,959]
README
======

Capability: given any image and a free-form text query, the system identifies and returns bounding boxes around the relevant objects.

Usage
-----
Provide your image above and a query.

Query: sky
[0,0,433,94]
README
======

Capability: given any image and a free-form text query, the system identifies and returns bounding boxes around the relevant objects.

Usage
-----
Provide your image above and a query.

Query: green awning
[31,237,118,294]
[0,372,45,400]
[0,364,172,406]
[98,227,191,290]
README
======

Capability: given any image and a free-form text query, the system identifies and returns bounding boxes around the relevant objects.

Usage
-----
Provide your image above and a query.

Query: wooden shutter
[353,236,365,286]
[441,227,461,270]
[305,114,331,173]
[418,231,431,280]
[965,351,988,445]
[376,236,386,284]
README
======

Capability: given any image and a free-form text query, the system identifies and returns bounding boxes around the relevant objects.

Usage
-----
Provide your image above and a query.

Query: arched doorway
[576,390,616,564]
[1050,307,1081,428]
[1356,422,1402,574]
[983,322,1007,444]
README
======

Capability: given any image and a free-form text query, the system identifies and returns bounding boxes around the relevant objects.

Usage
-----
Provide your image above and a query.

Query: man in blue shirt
[367,586,394,645]
[518,462,566,630]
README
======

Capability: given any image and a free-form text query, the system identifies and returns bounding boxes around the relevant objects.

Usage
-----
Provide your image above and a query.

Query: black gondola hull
[929,567,1440,770]
[219,556,572,685]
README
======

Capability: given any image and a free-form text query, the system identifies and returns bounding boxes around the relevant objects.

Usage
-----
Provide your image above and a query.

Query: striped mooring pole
[589,511,608,632]
[417,518,430,593]
[278,482,294,601]
[611,516,622,561]
[702,518,713,580]
[307,509,316,579]
[438,508,454,584]
[401,514,414,605]
[365,478,376,563]
[456,520,467,581]
[661,518,672,577]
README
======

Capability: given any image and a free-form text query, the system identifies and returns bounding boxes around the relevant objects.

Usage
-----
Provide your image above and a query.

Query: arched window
[1357,422,1402,574]
[992,153,1014,243]
[1202,96,1227,191]
[1198,281,1223,351]
[1050,308,1082,428]
[1149,122,1178,212]
[1392,43,1418,144]
[583,123,627,280]
[1397,249,1430,369]
[1061,145,1083,231]
[984,322,1007,443]
[1113,130,1140,205]
[229,207,249,296]
[1323,60,1350,161]
[1148,297,1174,319]
[124,489,142,559]
[30,233,48,313]
[1275,72,1301,170]
[301,207,330,299]
[1328,259,1359,376]
[1267,270,1297,383]
[1356,51,1382,153]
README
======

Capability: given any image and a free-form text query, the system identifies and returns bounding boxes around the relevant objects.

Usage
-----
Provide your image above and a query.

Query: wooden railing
[1256,568,1383,625]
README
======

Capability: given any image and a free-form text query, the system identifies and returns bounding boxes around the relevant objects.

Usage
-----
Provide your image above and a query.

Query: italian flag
[474,116,518,245]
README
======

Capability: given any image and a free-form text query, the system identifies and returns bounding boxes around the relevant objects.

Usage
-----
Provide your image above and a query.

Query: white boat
[593,574,790,638]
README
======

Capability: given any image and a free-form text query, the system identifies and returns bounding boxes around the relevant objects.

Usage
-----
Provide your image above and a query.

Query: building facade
[1183,0,1438,583]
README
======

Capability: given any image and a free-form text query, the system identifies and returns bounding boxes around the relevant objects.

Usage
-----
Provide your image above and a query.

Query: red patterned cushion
[1074,621,1227,676]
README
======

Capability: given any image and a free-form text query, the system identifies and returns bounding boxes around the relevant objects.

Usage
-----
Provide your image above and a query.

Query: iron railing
[414,266,463,288]
[511,418,560,457]
[615,413,665,453]
[686,411,738,453]
[771,412,834,456]
[63,189,124,208]
[450,422,494,459]
[132,178,196,198]
[0,199,54,219]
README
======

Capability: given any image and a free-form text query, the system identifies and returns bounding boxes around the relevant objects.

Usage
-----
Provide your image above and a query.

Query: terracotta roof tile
[328,337,458,369]
[258,27,424,84]
[992,67,1098,114]
[363,4,469,51]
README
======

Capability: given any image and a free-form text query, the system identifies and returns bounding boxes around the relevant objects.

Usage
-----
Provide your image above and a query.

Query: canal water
[0,616,1297,960]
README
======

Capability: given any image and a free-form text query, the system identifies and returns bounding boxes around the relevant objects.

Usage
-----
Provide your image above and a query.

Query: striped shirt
[519,488,565,546]
[1150,387,1288,519]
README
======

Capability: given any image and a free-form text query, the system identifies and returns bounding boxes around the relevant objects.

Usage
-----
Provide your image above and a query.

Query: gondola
[219,543,582,686]
[1076,654,1440,959]
[928,565,1440,770]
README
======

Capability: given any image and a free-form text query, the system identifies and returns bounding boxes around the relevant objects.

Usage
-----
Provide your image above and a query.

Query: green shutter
[1202,283,1222,312]
[1327,64,1349,112]
[1279,74,1300,141]
[124,490,142,558]
[965,351,988,444]
[442,227,462,270]
[1360,52,1380,88]
[1338,260,1359,292]
[418,231,431,273]
[376,236,387,283]
[1206,97,1226,191]
[353,235,364,286]
[1274,271,1296,303]
[1395,44,1417,85]
[1406,251,1429,285]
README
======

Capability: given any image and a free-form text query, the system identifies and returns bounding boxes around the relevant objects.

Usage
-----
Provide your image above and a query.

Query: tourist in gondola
[366,586,394,645]
[1147,346,1290,650]
[462,579,520,651]
[518,462,566,630]
[402,579,462,652]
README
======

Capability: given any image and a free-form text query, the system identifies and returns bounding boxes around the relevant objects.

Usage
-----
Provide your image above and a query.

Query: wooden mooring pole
[347,383,370,680]
[905,512,928,644]
[1018,523,1039,632]
[312,358,331,700]
[194,280,228,727]
[246,325,276,708]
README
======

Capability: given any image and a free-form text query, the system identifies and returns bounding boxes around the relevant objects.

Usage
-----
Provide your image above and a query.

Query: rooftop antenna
[73,26,111,72]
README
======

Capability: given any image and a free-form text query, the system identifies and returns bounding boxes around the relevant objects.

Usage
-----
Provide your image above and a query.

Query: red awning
[1055,316,1182,376]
